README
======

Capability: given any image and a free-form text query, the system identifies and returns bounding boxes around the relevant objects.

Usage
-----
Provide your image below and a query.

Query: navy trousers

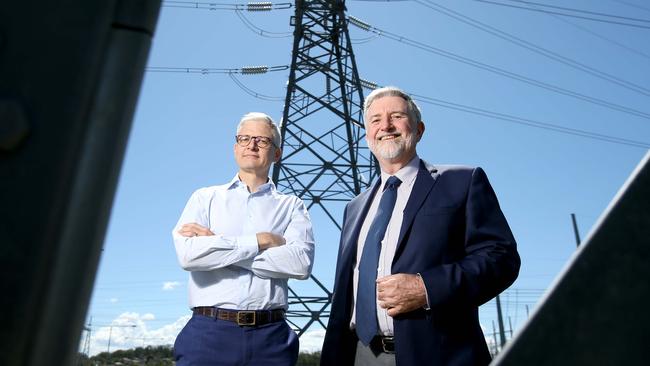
[174,314,299,366]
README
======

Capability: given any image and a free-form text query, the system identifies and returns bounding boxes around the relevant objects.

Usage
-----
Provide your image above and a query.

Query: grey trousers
[354,340,397,366]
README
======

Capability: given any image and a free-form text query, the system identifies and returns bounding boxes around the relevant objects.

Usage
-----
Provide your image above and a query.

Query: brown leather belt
[192,307,285,326]
[370,335,395,354]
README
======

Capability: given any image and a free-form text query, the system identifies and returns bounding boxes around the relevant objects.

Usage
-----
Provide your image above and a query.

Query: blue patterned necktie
[356,175,402,345]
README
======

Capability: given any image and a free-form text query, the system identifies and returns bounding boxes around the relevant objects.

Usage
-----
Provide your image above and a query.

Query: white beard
[368,133,416,160]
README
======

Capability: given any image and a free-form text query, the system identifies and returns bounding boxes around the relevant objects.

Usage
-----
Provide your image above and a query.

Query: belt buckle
[237,311,256,326]
[381,336,395,354]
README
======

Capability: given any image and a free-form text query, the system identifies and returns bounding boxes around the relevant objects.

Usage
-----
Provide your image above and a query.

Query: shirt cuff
[237,234,259,258]
[416,273,431,310]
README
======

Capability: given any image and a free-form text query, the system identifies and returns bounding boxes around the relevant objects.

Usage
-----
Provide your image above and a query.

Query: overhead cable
[611,0,650,14]
[359,79,650,148]
[473,0,650,29]
[411,92,650,148]
[146,65,289,74]
[347,14,650,120]
[551,12,650,61]
[229,73,285,101]
[235,9,292,37]
[416,0,650,96]
[351,34,381,44]
[162,1,292,11]
[146,65,286,101]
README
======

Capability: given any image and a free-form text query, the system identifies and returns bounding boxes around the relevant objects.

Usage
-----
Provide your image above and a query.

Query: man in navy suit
[321,86,520,366]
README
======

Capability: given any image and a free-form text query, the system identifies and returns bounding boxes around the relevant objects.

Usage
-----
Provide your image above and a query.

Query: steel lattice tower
[271,0,379,336]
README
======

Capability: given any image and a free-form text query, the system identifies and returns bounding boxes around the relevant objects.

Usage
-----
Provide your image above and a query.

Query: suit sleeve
[419,167,520,308]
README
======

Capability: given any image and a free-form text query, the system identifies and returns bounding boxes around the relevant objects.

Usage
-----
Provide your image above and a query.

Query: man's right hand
[256,232,286,250]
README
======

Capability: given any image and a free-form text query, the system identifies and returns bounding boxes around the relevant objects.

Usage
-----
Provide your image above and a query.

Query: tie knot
[384,176,402,191]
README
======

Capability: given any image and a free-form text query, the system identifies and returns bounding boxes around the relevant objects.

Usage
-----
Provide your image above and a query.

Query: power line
[410,92,650,149]
[551,12,650,61]
[415,0,650,96]
[350,0,650,59]
[611,0,650,14]
[146,64,288,101]
[229,73,285,101]
[146,64,289,74]
[473,0,650,29]
[496,0,650,23]
[147,60,650,148]
[164,1,294,38]
[351,33,382,44]
[232,6,379,42]
[162,1,292,11]
[234,9,292,38]
[347,15,650,120]
[359,79,649,148]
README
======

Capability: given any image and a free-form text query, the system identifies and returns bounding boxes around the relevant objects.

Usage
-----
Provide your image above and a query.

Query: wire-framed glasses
[235,135,275,148]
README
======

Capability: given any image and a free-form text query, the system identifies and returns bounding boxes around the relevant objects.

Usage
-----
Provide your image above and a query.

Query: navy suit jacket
[321,160,520,366]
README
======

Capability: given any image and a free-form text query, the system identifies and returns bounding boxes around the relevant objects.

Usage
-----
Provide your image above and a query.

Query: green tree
[297,351,321,366]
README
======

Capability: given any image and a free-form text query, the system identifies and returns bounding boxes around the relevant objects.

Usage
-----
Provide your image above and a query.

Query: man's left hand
[376,273,427,317]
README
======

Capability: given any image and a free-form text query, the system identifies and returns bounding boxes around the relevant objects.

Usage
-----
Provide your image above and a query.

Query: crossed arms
[172,189,315,280]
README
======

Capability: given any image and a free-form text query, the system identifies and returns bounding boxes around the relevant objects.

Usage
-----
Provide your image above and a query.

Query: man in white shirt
[172,112,315,366]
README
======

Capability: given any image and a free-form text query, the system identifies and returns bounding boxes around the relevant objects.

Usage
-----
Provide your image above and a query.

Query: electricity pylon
[272,0,378,336]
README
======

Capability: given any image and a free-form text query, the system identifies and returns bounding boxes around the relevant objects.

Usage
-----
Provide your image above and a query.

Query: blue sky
[82,0,650,356]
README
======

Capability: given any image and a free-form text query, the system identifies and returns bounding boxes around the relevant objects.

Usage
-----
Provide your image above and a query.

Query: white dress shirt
[172,175,315,310]
[351,156,420,336]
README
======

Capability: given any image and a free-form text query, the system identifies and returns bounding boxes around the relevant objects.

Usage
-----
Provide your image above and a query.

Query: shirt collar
[227,174,276,194]
[379,155,420,190]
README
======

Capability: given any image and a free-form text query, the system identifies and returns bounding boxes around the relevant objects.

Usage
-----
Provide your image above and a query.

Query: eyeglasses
[235,135,275,148]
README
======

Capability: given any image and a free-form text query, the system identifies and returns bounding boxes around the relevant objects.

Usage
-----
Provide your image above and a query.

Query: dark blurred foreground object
[0,1,161,365]
[493,151,650,365]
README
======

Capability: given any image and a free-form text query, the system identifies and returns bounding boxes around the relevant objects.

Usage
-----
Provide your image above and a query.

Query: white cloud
[481,322,506,356]
[82,313,190,357]
[298,328,325,353]
[162,281,181,291]
[81,314,327,357]
[109,298,118,303]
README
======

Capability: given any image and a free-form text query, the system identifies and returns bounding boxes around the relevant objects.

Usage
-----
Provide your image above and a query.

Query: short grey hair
[236,112,282,147]
[363,86,422,126]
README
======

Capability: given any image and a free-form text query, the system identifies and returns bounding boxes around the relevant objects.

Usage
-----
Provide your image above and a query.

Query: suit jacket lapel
[394,160,439,260]
[338,180,381,279]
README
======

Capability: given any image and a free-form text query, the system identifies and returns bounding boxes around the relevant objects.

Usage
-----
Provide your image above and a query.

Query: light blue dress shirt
[351,155,421,335]
[173,175,315,310]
